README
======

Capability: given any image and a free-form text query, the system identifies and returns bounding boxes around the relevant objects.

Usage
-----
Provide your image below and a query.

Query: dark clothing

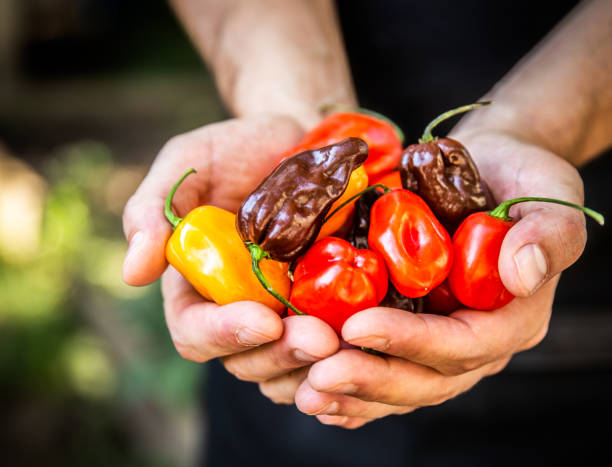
[203,1,612,465]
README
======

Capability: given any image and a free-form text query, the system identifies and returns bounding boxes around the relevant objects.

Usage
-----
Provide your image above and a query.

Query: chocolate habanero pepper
[346,187,420,312]
[237,138,368,312]
[278,108,403,238]
[368,189,453,298]
[164,169,291,314]
[448,197,605,311]
[400,102,495,231]
[289,237,388,335]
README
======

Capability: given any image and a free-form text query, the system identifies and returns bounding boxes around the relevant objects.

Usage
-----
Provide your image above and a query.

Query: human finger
[222,315,339,382]
[295,378,415,419]
[307,348,510,407]
[342,278,556,375]
[258,367,309,405]
[162,267,283,362]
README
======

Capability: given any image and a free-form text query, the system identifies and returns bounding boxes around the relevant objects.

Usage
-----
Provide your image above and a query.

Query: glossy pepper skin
[279,111,403,178]
[346,188,384,250]
[400,102,495,231]
[289,237,388,334]
[447,212,515,311]
[346,187,418,312]
[400,137,495,230]
[424,280,462,315]
[166,201,291,315]
[447,196,604,311]
[317,165,368,240]
[368,189,453,298]
[369,169,402,189]
[237,137,368,262]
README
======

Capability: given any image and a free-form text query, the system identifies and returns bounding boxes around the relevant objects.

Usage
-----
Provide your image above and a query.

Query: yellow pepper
[317,165,368,240]
[165,170,290,314]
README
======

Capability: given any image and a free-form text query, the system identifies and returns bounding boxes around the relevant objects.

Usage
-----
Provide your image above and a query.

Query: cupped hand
[259,131,588,429]
[122,115,340,377]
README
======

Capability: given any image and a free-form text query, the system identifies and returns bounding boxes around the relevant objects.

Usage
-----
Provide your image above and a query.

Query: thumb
[122,186,172,286]
[498,202,588,297]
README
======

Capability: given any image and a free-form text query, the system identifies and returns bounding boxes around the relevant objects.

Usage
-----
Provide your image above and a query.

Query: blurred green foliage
[0,142,199,466]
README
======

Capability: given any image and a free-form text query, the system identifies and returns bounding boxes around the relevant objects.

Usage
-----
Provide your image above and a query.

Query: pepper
[424,280,462,315]
[164,169,291,314]
[448,197,604,311]
[368,189,453,298]
[345,186,418,312]
[289,237,388,334]
[400,102,495,230]
[369,170,403,189]
[237,137,368,262]
[279,109,404,178]
[277,109,403,238]
[317,165,368,240]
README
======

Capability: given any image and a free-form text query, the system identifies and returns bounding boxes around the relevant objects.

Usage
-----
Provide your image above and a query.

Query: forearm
[170,0,356,128]
[454,0,612,166]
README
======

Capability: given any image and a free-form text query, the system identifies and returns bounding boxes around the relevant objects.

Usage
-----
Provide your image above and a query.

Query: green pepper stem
[323,184,391,225]
[165,168,197,229]
[319,103,405,145]
[247,243,306,315]
[420,101,492,143]
[488,197,605,225]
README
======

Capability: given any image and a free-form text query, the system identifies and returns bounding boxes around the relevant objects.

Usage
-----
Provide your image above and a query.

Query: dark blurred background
[0,1,610,466]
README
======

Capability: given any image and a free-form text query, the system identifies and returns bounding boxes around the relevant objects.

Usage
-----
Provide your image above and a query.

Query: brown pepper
[400,137,495,229]
[236,137,368,262]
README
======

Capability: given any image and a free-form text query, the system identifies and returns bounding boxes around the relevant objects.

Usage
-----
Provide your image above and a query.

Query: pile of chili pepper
[164,103,604,337]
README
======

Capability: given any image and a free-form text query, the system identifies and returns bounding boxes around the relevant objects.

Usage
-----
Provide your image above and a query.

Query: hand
[258,131,587,429]
[122,115,340,378]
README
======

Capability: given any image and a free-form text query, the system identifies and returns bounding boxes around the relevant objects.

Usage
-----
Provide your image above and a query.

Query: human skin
[122,0,612,429]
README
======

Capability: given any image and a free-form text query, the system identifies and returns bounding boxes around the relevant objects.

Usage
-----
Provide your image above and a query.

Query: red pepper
[368,189,453,298]
[279,110,404,178]
[425,280,462,315]
[448,197,604,311]
[369,169,403,189]
[289,237,388,335]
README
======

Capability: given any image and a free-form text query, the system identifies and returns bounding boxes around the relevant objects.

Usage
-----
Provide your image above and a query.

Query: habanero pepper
[164,169,291,314]
[346,186,419,312]
[369,169,403,190]
[448,197,605,311]
[289,237,388,335]
[368,189,453,298]
[400,102,496,231]
[278,108,403,238]
[237,138,368,313]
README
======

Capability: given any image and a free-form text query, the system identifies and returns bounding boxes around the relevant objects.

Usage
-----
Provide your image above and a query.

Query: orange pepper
[164,170,290,314]
[317,165,368,239]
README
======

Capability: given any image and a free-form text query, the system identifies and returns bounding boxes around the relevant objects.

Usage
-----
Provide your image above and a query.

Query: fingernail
[235,328,273,346]
[514,244,548,294]
[346,335,389,351]
[293,349,319,362]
